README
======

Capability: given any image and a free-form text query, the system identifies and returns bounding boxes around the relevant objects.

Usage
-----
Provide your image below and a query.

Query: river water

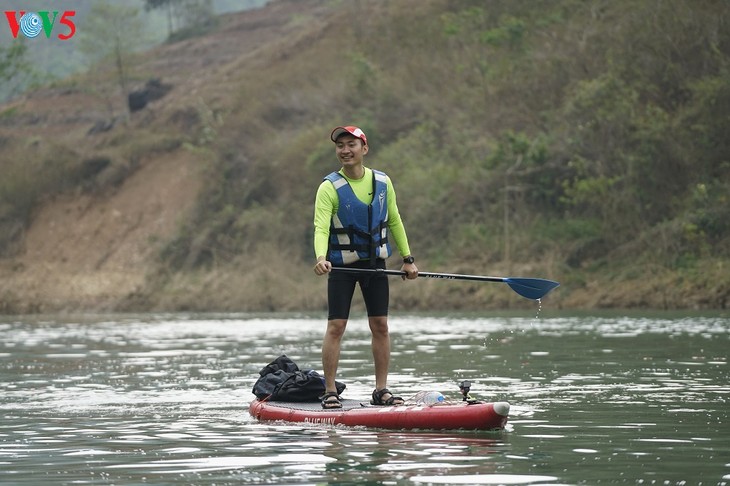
[1,311,728,485]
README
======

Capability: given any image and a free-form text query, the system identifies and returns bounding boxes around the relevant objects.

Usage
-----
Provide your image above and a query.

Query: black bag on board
[252,354,346,402]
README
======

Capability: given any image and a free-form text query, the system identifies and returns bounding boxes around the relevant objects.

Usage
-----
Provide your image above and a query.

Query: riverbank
[1,257,727,315]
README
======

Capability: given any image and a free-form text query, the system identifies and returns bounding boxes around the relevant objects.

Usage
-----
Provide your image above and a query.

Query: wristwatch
[403,256,415,264]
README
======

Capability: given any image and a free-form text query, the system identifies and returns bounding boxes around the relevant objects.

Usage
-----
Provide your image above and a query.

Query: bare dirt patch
[0,149,201,312]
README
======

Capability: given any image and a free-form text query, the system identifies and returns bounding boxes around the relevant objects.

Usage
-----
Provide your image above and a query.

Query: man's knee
[326,319,348,339]
[368,316,389,335]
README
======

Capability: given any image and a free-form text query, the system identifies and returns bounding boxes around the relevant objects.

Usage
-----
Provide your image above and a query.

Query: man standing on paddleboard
[313,125,418,409]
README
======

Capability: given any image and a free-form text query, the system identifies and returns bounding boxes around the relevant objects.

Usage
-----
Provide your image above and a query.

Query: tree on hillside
[0,41,32,101]
[78,1,148,115]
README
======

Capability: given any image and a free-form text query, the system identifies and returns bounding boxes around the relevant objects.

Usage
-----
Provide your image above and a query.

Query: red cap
[331,126,367,145]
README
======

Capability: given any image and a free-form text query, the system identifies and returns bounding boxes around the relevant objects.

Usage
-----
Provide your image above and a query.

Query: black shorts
[328,259,389,320]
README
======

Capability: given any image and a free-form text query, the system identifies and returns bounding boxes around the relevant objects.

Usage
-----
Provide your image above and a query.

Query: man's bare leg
[322,319,347,392]
[369,315,390,392]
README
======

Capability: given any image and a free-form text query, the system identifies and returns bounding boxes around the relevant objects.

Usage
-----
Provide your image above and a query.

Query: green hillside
[1,0,728,312]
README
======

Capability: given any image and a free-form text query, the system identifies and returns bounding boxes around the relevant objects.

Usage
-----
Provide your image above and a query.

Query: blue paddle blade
[504,278,560,300]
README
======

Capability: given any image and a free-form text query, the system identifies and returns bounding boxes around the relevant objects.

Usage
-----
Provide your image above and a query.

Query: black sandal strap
[371,388,404,406]
[320,391,342,409]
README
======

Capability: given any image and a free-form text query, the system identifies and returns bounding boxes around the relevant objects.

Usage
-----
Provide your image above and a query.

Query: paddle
[330,267,559,300]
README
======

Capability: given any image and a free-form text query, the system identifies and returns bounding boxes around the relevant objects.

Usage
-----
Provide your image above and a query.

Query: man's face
[335,134,368,168]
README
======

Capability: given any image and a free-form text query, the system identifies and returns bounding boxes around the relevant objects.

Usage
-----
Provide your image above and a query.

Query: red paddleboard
[249,398,509,431]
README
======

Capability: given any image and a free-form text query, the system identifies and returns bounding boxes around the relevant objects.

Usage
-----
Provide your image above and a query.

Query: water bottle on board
[415,390,445,405]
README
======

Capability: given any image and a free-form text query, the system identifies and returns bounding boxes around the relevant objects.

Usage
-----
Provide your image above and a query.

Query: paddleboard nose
[492,401,510,417]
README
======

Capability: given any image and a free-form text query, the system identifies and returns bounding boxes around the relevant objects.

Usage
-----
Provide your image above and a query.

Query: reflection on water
[1,313,728,484]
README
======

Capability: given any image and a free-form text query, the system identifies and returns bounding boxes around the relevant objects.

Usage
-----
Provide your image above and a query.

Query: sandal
[370,388,404,406]
[320,391,343,409]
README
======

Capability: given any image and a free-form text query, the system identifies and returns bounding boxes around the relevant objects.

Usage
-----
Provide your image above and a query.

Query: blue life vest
[325,170,391,266]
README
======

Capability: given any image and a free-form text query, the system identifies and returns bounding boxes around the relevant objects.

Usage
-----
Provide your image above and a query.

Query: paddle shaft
[330,267,505,283]
[329,267,560,300]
